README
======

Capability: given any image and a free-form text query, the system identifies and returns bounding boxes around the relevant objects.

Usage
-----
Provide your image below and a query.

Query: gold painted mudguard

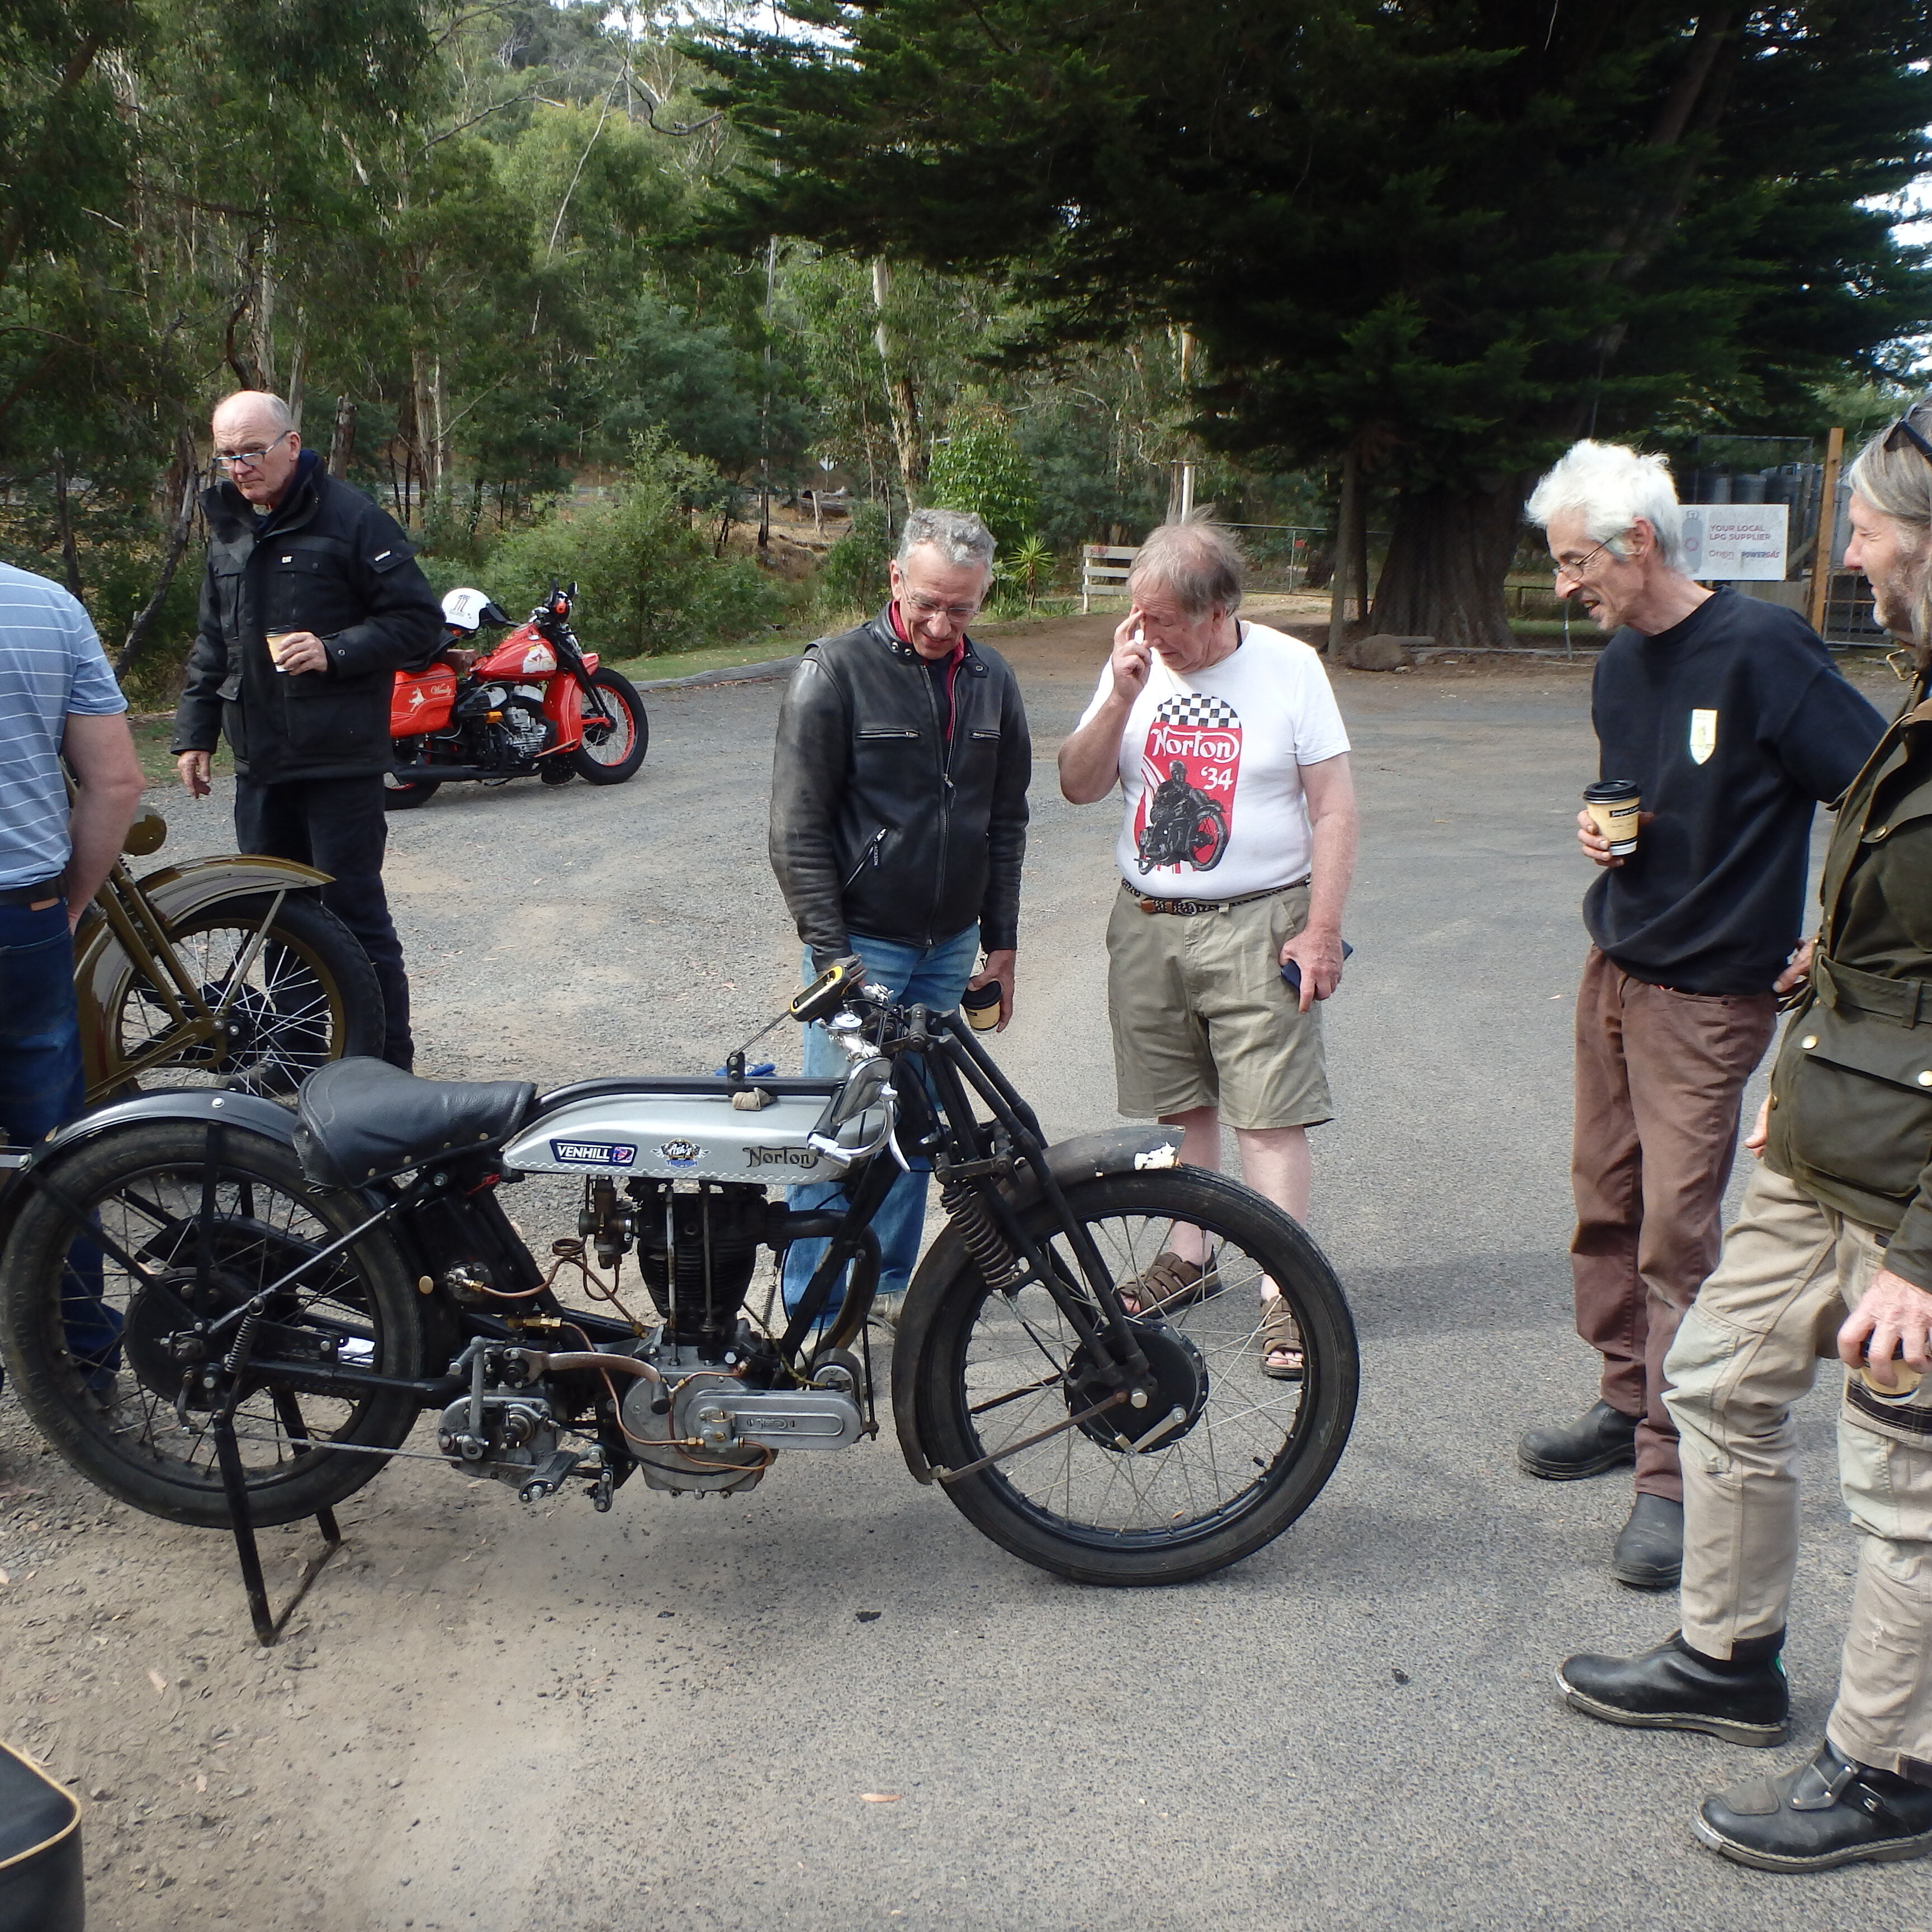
[75,855,334,1093]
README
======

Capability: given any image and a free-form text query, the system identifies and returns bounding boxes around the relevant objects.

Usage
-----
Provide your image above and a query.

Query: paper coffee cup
[1583,779,1642,856]
[266,631,298,673]
[960,982,1002,1032]
[1855,1359,1925,1403]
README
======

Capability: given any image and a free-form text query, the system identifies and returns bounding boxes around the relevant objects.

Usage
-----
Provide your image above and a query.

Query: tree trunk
[1368,480,1525,652]
[870,257,922,508]
[53,449,83,600]
[1327,444,1357,653]
[115,429,201,680]
[327,396,357,479]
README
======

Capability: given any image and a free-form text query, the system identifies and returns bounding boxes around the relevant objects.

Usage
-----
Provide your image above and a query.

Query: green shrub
[483,431,787,657]
[813,502,891,622]
[926,414,1038,556]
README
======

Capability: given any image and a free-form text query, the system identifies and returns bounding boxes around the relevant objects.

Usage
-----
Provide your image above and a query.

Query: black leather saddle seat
[295,1057,536,1188]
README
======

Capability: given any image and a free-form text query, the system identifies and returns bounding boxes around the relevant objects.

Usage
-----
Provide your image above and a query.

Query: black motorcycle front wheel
[569,667,648,784]
[914,1168,1358,1585]
[0,1122,423,1528]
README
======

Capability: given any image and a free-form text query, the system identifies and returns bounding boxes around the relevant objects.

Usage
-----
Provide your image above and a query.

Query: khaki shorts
[1105,883,1333,1131]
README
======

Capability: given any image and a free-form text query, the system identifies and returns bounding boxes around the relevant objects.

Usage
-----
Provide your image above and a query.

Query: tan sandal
[1118,1249,1216,1318]
[1258,1299,1305,1381]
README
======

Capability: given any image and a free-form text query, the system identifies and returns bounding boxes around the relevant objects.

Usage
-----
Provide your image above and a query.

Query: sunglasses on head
[1882,402,1932,465]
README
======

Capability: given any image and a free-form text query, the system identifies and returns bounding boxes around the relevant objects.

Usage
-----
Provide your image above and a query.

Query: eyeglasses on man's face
[903,592,982,623]
[1552,538,1616,583]
[214,431,294,470]
[1883,402,1932,466]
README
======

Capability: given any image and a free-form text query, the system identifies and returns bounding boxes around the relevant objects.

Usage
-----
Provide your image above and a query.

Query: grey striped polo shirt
[0,561,127,889]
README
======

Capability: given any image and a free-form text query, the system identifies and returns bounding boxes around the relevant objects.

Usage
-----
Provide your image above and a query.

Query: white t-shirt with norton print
[1079,619,1351,899]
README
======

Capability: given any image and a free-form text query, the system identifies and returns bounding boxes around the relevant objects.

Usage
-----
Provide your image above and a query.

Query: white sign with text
[1680,503,1788,581]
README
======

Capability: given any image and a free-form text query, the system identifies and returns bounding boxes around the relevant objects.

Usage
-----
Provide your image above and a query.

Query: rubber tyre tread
[568,667,648,784]
[383,776,441,809]
[914,1168,1358,1586]
[0,1122,423,1528]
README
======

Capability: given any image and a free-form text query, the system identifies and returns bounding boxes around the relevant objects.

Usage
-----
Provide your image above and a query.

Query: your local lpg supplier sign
[1679,504,1788,581]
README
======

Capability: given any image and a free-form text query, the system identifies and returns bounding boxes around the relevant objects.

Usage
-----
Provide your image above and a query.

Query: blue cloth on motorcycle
[782,923,982,1317]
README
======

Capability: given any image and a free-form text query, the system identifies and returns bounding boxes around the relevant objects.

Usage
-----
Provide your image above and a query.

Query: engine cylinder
[631,1181,766,1360]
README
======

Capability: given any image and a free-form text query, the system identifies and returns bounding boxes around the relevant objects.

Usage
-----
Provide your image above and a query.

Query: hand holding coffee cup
[1580,779,1647,867]
[266,629,325,675]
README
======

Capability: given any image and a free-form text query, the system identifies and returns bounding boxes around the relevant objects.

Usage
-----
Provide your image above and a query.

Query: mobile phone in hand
[1281,940,1353,994]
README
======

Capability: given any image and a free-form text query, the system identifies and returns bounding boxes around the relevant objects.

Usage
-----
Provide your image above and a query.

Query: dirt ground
[0,594,1909,1931]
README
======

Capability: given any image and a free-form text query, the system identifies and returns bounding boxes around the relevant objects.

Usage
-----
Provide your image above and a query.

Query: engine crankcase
[619,1370,768,1496]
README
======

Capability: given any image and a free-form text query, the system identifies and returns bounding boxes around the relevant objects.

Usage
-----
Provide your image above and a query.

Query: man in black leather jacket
[769,506,1031,1309]
[170,391,443,1068]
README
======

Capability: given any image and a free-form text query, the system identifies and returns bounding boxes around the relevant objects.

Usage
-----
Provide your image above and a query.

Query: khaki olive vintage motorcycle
[74,806,381,1104]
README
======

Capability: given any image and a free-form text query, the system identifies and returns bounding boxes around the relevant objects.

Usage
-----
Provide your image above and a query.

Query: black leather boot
[1557,1630,1789,1746]
[1695,1740,1932,1871]
[1612,1492,1683,1588]
[1517,1400,1638,1480]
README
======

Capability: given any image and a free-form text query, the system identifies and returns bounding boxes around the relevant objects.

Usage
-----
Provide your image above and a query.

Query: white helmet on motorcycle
[441,586,512,634]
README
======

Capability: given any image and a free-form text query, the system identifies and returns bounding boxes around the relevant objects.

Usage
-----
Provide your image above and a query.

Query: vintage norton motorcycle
[384,583,648,808]
[0,962,1356,1624]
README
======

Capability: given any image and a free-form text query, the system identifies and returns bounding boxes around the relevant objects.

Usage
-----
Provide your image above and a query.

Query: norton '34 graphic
[1134,692,1239,874]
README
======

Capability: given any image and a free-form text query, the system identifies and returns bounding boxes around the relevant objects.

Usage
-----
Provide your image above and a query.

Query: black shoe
[1612,1492,1684,1589]
[1557,1630,1788,1746]
[1518,1400,1639,1480]
[1694,1740,1932,1871]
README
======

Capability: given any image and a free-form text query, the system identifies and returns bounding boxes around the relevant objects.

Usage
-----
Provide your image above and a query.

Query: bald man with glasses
[170,390,443,1069]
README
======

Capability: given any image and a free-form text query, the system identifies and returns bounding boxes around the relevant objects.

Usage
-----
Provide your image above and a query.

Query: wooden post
[1328,445,1358,655]
[1807,426,1844,635]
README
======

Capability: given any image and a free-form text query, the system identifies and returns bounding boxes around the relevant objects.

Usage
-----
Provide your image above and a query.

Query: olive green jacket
[1766,672,1932,1286]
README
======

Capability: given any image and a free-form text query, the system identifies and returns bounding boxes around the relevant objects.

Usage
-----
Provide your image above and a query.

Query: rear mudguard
[891,1126,1180,1485]
[75,856,333,1093]
[0,1089,297,1257]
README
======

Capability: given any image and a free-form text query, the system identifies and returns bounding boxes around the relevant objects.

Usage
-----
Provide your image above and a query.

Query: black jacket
[171,456,443,783]
[769,608,1031,969]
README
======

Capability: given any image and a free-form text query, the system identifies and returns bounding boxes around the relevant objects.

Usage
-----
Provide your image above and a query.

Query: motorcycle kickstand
[212,1404,342,1647]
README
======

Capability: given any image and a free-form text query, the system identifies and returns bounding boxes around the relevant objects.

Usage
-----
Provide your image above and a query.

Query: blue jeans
[782,925,982,1317]
[0,899,120,1379]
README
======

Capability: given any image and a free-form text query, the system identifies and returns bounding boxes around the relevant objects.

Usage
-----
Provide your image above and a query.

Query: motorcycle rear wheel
[0,1122,422,1528]
[914,1169,1357,1585]
[92,891,383,1102]
[569,667,648,784]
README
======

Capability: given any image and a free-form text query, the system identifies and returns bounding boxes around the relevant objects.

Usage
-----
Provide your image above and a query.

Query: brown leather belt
[1122,877,1309,917]
[0,877,65,908]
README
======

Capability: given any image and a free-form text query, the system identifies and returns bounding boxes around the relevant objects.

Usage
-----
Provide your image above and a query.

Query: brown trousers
[1570,948,1777,1500]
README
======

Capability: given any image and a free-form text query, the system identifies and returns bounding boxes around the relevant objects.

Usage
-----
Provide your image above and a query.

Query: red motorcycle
[384,582,648,808]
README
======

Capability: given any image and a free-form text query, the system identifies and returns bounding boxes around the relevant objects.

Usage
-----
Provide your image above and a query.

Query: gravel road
[0,615,1914,1931]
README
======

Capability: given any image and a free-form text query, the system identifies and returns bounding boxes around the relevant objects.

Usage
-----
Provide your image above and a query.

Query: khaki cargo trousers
[1663,1161,1932,1782]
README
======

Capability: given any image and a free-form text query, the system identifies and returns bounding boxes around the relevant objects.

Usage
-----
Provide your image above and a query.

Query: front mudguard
[891,1126,1180,1485]
[75,856,333,1096]
[0,1089,298,1259]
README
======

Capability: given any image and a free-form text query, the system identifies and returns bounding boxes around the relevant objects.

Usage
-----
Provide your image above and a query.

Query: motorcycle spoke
[953,1209,1313,1538]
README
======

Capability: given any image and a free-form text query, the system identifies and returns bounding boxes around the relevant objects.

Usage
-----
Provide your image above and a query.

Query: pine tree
[691,1,1932,647]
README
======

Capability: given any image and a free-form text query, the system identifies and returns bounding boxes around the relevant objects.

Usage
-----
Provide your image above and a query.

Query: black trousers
[233,774,413,1068]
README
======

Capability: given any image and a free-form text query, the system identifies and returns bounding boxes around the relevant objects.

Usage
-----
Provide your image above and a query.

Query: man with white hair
[1519,440,1883,1588]
[171,390,443,1069]
[1058,518,1357,1377]
[769,506,1031,1316]
[1556,405,1932,1874]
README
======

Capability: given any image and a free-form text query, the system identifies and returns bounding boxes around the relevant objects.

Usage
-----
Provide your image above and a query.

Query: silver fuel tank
[501,1088,851,1185]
